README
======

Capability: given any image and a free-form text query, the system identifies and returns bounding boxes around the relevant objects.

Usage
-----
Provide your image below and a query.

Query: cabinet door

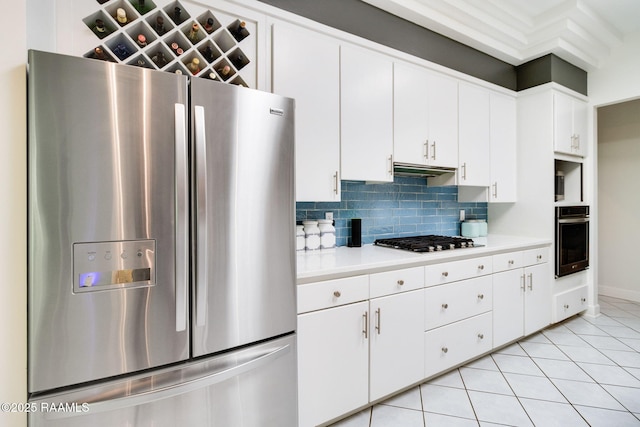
[459,84,490,186]
[493,269,525,347]
[489,93,517,202]
[341,45,393,182]
[572,99,588,156]
[272,24,341,201]
[369,289,425,401]
[297,302,369,427]
[394,63,430,165]
[427,73,458,168]
[524,263,551,335]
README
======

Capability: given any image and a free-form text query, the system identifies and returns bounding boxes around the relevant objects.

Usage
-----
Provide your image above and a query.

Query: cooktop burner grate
[374,235,477,252]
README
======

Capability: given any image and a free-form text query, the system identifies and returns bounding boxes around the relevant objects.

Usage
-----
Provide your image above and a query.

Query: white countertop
[297,234,551,284]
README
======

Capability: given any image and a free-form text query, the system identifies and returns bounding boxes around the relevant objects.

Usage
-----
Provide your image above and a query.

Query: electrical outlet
[459,210,465,221]
[325,212,334,220]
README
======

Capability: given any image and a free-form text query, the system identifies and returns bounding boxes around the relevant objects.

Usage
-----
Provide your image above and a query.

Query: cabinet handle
[397,279,405,286]
[520,274,526,291]
[375,308,381,334]
[441,346,448,354]
[477,294,484,300]
[362,311,368,339]
[576,134,580,150]
[492,182,498,199]
[424,140,429,160]
[477,333,484,340]
[442,303,449,309]
[528,273,533,290]
[537,254,543,261]
[508,260,514,265]
[388,154,393,175]
[461,162,467,180]
[564,304,570,310]
[333,171,339,195]
[442,271,449,277]
[333,291,341,298]
[432,141,437,160]
[478,264,484,270]
[581,297,586,303]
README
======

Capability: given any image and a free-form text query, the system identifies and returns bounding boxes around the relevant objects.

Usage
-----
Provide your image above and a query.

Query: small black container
[349,218,362,247]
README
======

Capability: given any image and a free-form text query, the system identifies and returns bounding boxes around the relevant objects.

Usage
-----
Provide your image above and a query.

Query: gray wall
[260,0,588,95]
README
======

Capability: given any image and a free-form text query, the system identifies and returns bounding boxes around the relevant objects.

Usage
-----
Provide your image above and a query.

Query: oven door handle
[558,218,589,224]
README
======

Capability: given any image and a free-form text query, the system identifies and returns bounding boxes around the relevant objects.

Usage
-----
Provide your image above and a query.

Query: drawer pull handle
[441,347,448,354]
[508,260,514,265]
[478,265,484,270]
[537,254,543,261]
[564,304,570,309]
[397,279,405,286]
[581,297,586,303]
[441,303,449,309]
[375,308,381,334]
[363,311,368,338]
[477,294,484,300]
[442,271,449,277]
[333,291,341,298]
[477,333,484,340]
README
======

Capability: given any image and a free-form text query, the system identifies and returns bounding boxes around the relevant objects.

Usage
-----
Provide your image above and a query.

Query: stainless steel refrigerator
[27,50,297,426]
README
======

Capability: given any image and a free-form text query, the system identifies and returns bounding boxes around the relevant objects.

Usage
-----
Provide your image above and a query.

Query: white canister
[303,220,320,251]
[318,219,336,249]
[296,225,305,251]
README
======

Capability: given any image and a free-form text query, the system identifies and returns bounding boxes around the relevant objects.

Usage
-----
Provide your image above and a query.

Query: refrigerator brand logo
[269,108,284,116]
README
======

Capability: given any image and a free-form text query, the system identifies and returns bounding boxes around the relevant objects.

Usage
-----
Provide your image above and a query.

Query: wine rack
[82,0,255,87]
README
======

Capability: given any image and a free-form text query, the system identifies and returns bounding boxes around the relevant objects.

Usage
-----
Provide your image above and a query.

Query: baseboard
[598,285,640,303]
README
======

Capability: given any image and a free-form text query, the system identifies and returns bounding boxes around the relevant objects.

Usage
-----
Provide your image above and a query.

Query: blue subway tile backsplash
[296,176,488,246]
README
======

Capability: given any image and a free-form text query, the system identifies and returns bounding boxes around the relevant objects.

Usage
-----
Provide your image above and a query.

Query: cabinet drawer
[425,256,493,286]
[297,275,369,314]
[370,266,424,298]
[523,247,549,266]
[424,312,492,379]
[424,275,493,330]
[553,285,588,322]
[492,251,524,273]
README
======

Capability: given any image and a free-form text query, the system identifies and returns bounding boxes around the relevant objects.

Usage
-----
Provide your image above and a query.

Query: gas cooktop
[374,235,479,253]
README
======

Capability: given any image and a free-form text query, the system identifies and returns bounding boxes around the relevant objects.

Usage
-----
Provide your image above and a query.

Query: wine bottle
[202,45,215,62]
[187,58,201,75]
[204,18,215,33]
[216,64,231,79]
[151,51,168,67]
[229,21,249,41]
[187,23,200,44]
[136,34,147,48]
[93,47,108,61]
[153,16,166,35]
[116,8,128,26]
[173,7,182,23]
[93,19,108,39]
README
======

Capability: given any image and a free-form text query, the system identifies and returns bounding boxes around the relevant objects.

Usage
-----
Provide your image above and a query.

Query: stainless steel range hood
[393,162,457,178]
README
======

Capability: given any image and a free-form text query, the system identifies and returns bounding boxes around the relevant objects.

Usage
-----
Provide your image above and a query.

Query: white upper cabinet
[554,91,588,157]
[458,83,491,186]
[341,45,394,182]
[393,62,458,168]
[272,23,341,201]
[489,93,517,202]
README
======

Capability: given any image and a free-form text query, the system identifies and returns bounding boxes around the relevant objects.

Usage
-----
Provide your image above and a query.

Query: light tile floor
[329,296,640,427]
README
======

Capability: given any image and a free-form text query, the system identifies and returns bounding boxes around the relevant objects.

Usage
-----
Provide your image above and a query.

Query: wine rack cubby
[79,0,256,87]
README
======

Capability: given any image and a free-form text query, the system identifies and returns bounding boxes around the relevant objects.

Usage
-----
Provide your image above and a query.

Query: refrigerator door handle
[39,342,293,420]
[175,103,188,332]
[194,105,208,327]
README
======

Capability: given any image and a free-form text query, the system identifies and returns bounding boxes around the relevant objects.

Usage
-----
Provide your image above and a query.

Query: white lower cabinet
[369,289,425,401]
[493,249,552,348]
[297,301,369,427]
[553,284,588,322]
[425,312,493,378]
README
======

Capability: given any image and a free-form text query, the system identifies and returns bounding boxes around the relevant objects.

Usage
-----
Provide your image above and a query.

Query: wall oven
[555,206,589,277]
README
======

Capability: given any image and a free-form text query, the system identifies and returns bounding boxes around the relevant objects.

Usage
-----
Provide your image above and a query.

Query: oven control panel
[73,240,156,293]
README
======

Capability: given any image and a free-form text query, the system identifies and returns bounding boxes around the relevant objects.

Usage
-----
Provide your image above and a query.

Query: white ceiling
[361,0,640,70]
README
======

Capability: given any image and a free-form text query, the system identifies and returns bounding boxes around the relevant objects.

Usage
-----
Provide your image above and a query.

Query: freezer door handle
[175,103,188,332]
[194,105,208,327]
[39,342,293,420]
